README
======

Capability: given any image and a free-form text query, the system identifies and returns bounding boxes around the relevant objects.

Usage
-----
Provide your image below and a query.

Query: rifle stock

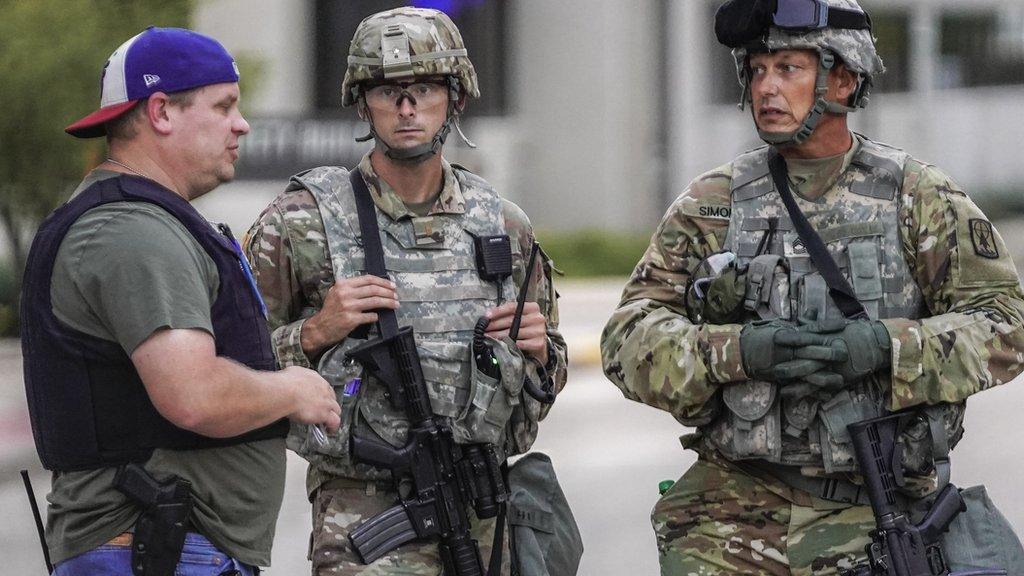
[844,414,1006,576]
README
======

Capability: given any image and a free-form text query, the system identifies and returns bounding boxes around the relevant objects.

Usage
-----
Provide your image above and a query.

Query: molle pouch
[847,240,883,318]
[457,335,525,446]
[900,403,966,476]
[779,384,820,437]
[743,254,790,320]
[721,380,782,460]
[817,389,884,473]
[797,273,845,323]
[685,251,746,324]
[287,340,365,460]
[939,485,1024,573]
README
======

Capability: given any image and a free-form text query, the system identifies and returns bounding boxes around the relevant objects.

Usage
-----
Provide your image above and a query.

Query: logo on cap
[143,74,161,88]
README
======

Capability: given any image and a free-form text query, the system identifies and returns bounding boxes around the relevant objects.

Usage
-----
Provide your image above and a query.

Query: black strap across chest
[350,169,400,338]
[767,151,868,320]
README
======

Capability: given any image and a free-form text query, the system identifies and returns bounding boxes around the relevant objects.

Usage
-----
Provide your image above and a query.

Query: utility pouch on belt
[114,463,193,576]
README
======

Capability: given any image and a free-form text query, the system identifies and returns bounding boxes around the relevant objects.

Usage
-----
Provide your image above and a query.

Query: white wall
[510,0,663,232]
[194,0,315,117]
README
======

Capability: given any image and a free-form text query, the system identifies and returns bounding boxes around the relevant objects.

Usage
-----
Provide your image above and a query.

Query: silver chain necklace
[105,157,151,180]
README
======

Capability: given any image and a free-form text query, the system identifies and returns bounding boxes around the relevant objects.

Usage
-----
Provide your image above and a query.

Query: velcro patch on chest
[681,202,732,221]
[412,216,446,248]
[969,219,999,259]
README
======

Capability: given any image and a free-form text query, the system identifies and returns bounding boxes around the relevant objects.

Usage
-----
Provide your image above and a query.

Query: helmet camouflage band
[732,0,884,110]
[342,7,480,107]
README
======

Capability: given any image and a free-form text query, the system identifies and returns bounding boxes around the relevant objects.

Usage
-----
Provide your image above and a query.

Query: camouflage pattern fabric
[654,454,873,576]
[342,7,479,106]
[311,484,510,576]
[602,133,1024,570]
[704,137,950,475]
[603,134,1024,425]
[244,152,567,573]
[730,0,884,99]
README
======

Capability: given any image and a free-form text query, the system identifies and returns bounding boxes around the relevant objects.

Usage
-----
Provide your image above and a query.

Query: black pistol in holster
[844,414,1005,576]
[345,326,506,576]
[114,462,193,576]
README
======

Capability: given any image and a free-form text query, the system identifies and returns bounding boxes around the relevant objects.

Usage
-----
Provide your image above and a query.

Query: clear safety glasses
[364,80,448,109]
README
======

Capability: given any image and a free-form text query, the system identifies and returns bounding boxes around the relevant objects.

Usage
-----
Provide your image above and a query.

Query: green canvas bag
[507,453,584,576]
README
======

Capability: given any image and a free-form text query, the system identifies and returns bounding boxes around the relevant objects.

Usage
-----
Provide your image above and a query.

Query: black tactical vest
[21,174,287,472]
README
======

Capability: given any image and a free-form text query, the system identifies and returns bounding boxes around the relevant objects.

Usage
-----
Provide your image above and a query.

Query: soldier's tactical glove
[740,319,801,381]
[775,318,891,386]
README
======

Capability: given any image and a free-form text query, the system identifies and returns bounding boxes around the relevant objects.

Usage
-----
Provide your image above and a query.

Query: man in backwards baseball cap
[65,26,241,138]
[22,27,341,576]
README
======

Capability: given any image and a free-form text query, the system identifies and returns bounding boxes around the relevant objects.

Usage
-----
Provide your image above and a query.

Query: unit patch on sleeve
[969,219,998,259]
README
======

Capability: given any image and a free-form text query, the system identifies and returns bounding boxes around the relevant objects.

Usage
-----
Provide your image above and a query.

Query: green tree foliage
[536,229,651,279]
[0,0,194,334]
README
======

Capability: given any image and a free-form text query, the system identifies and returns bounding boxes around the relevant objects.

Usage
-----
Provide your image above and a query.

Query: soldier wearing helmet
[245,7,567,575]
[602,0,1024,573]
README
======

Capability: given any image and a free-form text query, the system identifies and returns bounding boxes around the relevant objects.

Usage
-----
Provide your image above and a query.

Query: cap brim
[64,100,141,138]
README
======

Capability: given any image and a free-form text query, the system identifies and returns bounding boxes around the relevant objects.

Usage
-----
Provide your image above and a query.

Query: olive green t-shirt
[785,135,861,201]
[45,170,286,567]
[403,193,440,217]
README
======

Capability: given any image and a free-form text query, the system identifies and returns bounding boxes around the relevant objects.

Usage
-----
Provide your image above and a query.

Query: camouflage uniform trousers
[653,455,873,576]
[310,483,511,576]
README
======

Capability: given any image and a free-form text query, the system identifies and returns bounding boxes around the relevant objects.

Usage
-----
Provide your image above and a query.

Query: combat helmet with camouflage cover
[715,0,883,146]
[343,7,479,162]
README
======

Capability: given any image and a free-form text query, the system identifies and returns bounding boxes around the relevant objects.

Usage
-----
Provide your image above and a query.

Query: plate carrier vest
[700,138,965,476]
[21,175,287,472]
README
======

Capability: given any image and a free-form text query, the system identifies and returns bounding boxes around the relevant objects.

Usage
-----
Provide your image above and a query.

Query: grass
[535,229,650,279]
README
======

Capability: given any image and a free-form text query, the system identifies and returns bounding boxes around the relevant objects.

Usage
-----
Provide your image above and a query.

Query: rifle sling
[767,151,868,321]
[350,169,400,339]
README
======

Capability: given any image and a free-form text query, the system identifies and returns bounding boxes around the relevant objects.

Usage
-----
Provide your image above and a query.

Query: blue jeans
[52,532,258,576]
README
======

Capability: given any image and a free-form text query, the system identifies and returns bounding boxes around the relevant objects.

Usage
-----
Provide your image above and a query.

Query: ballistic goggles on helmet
[716,0,871,48]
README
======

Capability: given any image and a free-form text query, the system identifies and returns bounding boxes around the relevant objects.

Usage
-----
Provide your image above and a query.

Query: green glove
[740,319,800,380]
[775,318,891,385]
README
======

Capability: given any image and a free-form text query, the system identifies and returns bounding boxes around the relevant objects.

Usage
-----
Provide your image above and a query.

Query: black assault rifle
[344,323,506,576]
[844,414,1005,576]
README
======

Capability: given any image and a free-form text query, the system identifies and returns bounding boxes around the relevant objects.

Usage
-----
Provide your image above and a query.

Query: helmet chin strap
[752,49,856,147]
[355,81,477,164]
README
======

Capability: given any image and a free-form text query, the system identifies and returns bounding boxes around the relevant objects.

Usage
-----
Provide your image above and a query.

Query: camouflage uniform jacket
[602,134,1024,482]
[246,153,567,493]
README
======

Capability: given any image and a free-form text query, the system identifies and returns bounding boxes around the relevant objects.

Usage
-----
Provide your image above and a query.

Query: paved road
[8,365,1024,575]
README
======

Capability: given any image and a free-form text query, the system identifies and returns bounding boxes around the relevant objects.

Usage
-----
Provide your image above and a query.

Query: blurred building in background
[196,0,1024,233]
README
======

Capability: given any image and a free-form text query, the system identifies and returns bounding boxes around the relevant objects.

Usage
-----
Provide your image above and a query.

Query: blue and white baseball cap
[66,26,240,138]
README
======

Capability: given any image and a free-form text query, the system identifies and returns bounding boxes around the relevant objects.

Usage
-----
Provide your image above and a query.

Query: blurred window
[868,9,910,94]
[314,0,508,117]
[940,7,1024,89]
